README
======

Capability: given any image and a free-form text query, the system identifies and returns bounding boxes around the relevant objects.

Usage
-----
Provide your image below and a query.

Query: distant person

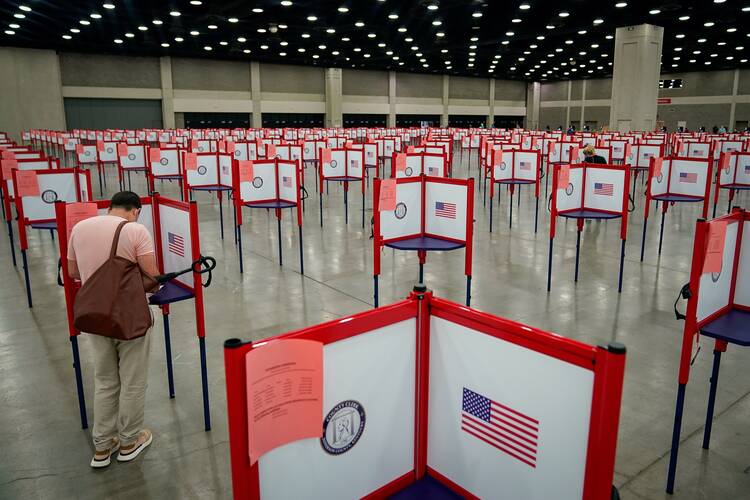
[712,125,719,134]
[545,125,551,132]
[67,191,159,468]
[557,125,563,131]
[700,126,706,132]
[582,145,606,164]
[719,125,727,134]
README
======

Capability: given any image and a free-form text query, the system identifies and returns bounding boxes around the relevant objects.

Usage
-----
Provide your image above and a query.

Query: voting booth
[640,157,712,261]
[626,144,664,197]
[223,286,626,500]
[549,164,630,293]
[12,168,92,307]
[116,143,148,191]
[318,148,366,228]
[75,144,105,196]
[233,158,304,274]
[54,194,213,431]
[391,151,448,179]
[146,146,184,197]
[373,176,474,307]
[183,151,235,239]
[489,149,542,233]
[713,152,750,217]
[666,208,750,494]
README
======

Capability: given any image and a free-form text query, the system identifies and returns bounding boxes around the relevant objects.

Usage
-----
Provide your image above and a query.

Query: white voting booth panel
[120,145,146,170]
[364,143,378,167]
[628,145,661,168]
[347,150,365,178]
[99,142,118,163]
[735,221,750,308]
[424,181,468,242]
[323,150,345,178]
[77,145,98,165]
[219,154,233,187]
[401,154,422,178]
[159,204,195,289]
[278,161,299,203]
[669,159,709,197]
[696,220,739,322]
[241,161,276,202]
[555,167,584,212]
[686,142,711,159]
[584,168,626,213]
[493,150,514,181]
[427,316,593,500]
[188,154,221,187]
[4,160,53,198]
[258,319,417,499]
[150,149,181,177]
[649,160,670,197]
[380,181,423,241]
[19,171,91,223]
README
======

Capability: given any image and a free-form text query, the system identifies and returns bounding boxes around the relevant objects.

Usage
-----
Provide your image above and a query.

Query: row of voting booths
[223,286,627,499]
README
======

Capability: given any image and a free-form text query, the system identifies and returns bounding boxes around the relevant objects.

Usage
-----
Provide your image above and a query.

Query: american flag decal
[428,166,438,175]
[744,165,750,174]
[519,160,531,170]
[282,176,293,188]
[435,201,457,219]
[168,232,185,257]
[594,182,614,196]
[461,388,539,468]
[679,172,698,183]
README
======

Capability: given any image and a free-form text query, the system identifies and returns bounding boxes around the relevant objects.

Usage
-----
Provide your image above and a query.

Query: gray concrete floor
[1,150,749,500]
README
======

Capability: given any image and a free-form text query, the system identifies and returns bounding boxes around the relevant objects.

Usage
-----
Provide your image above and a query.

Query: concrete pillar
[525,82,541,130]
[729,68,739,130]
[250,62,262,128]
[175,112,185,129]
[565,80,572,127]
[388,71,396,127]
[441,75,449,127]
[159,56,175,129]
[487,79,495,128]
[609,24,664,132]
[580,79,587,129]
[325,68,343,128]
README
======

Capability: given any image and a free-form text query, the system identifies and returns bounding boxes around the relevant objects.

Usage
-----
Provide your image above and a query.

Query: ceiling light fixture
[170,11,181,17]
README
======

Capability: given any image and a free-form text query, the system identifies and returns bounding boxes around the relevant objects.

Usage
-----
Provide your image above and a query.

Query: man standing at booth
[67,191,159,468]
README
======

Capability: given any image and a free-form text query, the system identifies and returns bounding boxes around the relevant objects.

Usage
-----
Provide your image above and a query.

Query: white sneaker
[90,438,120,468]
[117,429,153,463]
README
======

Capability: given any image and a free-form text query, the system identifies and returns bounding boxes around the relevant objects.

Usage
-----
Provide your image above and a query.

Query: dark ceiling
[1,0,748,81]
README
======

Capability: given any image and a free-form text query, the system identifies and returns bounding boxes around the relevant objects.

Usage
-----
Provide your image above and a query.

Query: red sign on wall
[657,98,672,104]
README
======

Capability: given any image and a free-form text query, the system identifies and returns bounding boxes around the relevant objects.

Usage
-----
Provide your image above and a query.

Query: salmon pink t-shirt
[68,215,154,284]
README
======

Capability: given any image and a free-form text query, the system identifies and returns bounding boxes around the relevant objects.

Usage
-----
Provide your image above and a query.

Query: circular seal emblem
[304,147,310,153]
[128,153,136,161]
[330,159,338,168]
[84,150,92,157]
[565,183,574,196]
[320,400,365,455]
[234,150,241,158]
[394,202,407,219]
[711,261,722,283]
[499,161,507,171]
[252,176,263,188]
[41,189,58,204]
[405,166,413,176]
[159,157,169,166]
[197,165,207,175]
[106,146,114,154]
[657,173,664,183]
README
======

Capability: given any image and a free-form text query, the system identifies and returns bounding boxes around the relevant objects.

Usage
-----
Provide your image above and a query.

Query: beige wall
[0,47,65,141]
[0,47,527,136]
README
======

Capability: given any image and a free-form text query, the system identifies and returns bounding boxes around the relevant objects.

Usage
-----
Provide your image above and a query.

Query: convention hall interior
[0,1,749,499]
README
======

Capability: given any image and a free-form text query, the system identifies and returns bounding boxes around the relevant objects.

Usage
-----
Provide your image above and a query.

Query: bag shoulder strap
[109,221,129,259]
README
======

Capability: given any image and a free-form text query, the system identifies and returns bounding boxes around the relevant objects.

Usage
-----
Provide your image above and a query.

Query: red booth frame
[223,287,626,500]
[54,194,211,431]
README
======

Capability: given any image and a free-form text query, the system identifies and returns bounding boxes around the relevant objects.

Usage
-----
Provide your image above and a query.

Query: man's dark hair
[110,191,142,210]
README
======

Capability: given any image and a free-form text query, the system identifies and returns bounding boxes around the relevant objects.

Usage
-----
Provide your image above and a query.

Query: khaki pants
[88,330,151,452]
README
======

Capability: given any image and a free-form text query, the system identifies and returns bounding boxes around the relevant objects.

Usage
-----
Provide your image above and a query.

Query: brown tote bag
[73,221,159,341]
